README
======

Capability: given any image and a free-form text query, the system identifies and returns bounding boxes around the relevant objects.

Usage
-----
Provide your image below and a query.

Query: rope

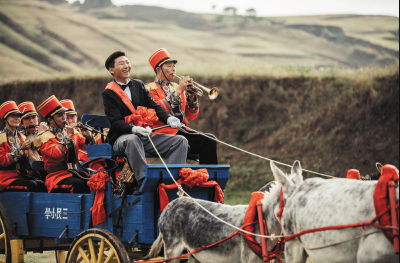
[146,131,397,245]
[140,222,258,263]
[297,230,382,250]
[284,207,394,242]
[147,135,280,239]
[184,127,336,178]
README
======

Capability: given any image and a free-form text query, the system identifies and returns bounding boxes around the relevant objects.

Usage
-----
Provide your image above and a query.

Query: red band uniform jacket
[0,131,30,191]
[146,82,198,135]
[34,129,88,193]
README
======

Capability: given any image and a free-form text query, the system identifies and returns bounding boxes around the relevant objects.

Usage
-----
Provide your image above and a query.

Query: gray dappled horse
[146,179,287,262]
[270,161,399,263]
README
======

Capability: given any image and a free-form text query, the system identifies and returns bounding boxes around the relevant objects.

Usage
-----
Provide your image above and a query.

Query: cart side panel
[0,192,93,238]
[98,192,155,245]
[30,193,93,238]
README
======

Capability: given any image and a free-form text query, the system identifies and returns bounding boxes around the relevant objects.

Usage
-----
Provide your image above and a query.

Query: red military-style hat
[18,102,38,120]
[0,101,21,120]
[149,48,178,71]
[37,95,67,119]
[60,99,77,116]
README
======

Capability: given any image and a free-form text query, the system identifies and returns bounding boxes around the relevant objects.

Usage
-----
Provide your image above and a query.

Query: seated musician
[18,102,47,136]
[34,96,90,194]
[0,101,46,192]
[146,48,218,164]
[60,99,96,162]
[102,51,188,193]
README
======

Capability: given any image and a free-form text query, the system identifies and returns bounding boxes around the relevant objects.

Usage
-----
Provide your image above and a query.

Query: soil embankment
[1,73,398,193]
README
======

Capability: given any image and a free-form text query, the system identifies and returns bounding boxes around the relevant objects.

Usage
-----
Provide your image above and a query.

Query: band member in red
[103,51,188,193]
[18,102,47,136]
[146,48,218,164]
[0,101,46,192]
[60,99,96,162]
[35,96,90,193]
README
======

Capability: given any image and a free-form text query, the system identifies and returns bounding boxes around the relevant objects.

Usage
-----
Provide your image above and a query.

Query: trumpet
[173,74,219,100]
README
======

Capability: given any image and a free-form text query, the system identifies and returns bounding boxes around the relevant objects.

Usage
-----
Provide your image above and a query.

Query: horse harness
[139,192,285,263]
[277,164,399,254]
[140,166,398,263]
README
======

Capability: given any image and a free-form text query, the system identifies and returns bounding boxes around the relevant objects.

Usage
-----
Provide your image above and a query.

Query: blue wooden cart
[0,115,230,263]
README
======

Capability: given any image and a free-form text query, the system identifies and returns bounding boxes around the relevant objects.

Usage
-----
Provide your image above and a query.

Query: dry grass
[0,0,398,83]
[15,251,56,263]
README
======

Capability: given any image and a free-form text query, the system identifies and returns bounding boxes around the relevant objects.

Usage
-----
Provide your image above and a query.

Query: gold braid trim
[0,132,26,144]
[171,82,179,90]
[34,131,55,148]
[145,82,158,91]
[146,82,179,91]
[18,132,26,142]
[0,133,6,145]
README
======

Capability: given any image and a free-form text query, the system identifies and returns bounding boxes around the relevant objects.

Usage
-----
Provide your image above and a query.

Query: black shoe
[133,179,144,195]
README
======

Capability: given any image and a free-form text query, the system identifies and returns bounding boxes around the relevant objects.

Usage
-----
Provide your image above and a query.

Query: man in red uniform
[18,102,47,137]
[0,101,46,192]
[60,99,96,162]
[35,96,90,194]
[146,48,218,164]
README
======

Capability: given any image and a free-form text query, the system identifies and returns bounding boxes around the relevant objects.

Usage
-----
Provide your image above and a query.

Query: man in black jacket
[102,51,188,192]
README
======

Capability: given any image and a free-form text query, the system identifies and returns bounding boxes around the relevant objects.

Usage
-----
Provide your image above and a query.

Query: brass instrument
[173,74,219,100]
[26,134,40,164]
[113,162,134,195]
[76,124,93,131]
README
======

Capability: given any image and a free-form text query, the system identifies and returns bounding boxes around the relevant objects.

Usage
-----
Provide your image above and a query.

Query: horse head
[270,160,303,198]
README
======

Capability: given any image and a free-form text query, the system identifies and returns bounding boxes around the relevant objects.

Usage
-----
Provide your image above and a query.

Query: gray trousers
[113,134,188,181]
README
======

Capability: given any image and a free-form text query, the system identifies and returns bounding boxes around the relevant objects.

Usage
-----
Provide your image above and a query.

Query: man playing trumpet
[146,48,218,165]
[35,96,90,193]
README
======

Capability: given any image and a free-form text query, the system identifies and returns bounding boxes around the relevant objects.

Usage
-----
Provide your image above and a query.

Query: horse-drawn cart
[0,114,230,263]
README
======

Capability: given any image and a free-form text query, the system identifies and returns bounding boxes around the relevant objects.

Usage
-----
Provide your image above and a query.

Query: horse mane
[259,181,277,193]
[262,181,281,203]
[361,163,384,180]
[361,170,381,180]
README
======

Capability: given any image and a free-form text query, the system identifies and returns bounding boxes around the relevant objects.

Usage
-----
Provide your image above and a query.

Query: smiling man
[102,51,188,194]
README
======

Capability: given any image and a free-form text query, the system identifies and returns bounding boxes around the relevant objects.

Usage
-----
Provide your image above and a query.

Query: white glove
[167,116,184,129]
[132,126,152,136]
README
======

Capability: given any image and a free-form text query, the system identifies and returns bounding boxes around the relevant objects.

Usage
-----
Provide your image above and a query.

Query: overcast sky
[107,0,399,17]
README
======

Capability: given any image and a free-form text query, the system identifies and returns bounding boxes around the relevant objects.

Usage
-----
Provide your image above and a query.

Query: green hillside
[0,0,398,83]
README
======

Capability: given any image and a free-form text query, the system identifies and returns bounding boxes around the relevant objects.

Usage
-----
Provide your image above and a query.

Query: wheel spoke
[97,238,105,263]
[0,233,4,240]
[104,250,115,263]
[88,238,97,263]
[77,245,91,263]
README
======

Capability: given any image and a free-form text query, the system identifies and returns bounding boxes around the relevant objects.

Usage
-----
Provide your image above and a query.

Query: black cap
[105,51,126,70]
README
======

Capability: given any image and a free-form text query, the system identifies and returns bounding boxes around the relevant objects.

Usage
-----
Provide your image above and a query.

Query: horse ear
[270,161,289,186]
[291,160,303,184]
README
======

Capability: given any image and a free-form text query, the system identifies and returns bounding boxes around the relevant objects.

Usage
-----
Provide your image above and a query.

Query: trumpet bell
[174,74,219,100]
[208,88,219,100]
